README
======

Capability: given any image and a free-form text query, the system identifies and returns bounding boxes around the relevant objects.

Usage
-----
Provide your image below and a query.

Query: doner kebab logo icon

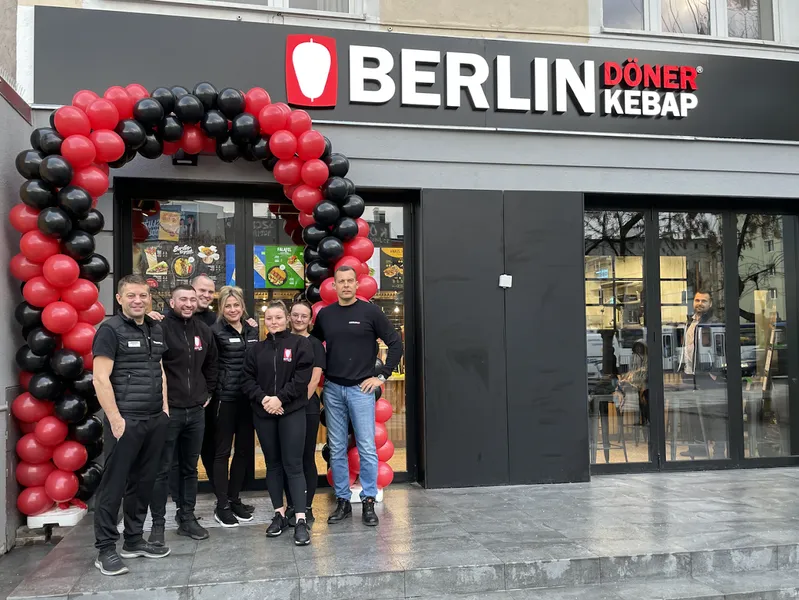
[286,34,338,108]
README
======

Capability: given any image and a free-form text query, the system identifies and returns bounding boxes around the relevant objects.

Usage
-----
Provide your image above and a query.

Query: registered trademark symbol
[697,66,704,73]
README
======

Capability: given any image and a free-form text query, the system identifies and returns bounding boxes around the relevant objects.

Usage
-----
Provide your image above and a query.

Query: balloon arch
[10,83,395,518]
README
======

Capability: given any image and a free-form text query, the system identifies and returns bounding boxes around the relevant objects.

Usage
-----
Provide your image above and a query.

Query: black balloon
[193,82,218,111]
[38,207,73,238]
[85,394,101,415]
[313,201,340,227]
[22,324,38,340]
[133,98,165,128]
[333,217,359,242]
[76,209,104,235]
[79,254,111,283]
[75,462,103,500]
[376,357,385,371]
[30,128,55,153]
[84,441,104,462]
[215,137,240,163]
[71,415,103,445]
[107,154,129,170]
[341,194,366,219]
[201,110,228,139]
[343,178,356,195]
[28,372,62,401]
[57,186,92,218]
[15,302,43,329]
[159,115,184,142]
[263,156,278,171]
[251,138,272,160]
[321,136,333,160]
[174,94,204,124]
[51,349,84,380]
[170,86,190,101]
[49,111,57,129]
[305,260,330,283]
[138,134,164,159]
[322,177,349,203]
[321,441,330,462]
[39,156,73,188]
[27,327,59,357]
[374,386,382,400]
[151,87,176,114]
[230,114,260,145]
[63,230,96,261]
[54,392,88,424]
[317,236,345,263]
[304,246,321,264]
[72,371,95,399]
[115,119,148,150]
[20,180,56,210]
[325,153,350,178]
[16,149,45,179]
[302,224,328,248]
[39,130,63,156]
[217,88,246,119]
[306,283,322,304]
[239,145,258,162]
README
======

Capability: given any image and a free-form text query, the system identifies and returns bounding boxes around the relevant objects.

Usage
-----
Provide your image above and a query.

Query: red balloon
[283,184,300,200]
[312,301,330,322]
[298,212,315,228]
[53,441,88,471]
[287,110,313,136]
[10,205,41,234]
[292,185,323,213]
[273,102,291,115]
[82,352,94,370]
[62,322,96,355]
[320,278,337,304]
[245,87,271,116]
[296,130,326,161]
[283,219,300,236]
[356,218,370,238]
[62,279,99,312]
[17,433,54,464]
[377,461,394,488]
[269,130,298,160]
[301,159,329,188]
[259,104,287,135]
[61,135,96,169]
[182,126,204,155]
[202,135,216,154]
[78,302,105,325]
[35,416,68,447]
[103,86,134,120]
[71,165,109,199]
[85,99,120,132]
[94,162,110,176]
[377,439,395,462]
[345,237,375,263]
[17,486,53,516]
[43,255,80,288]
[45,469,79,503]
[10,253,43,281]
[23,276,60,307]
[348,447,361,474]
[357,275,378,300]
[273,158,303,185]
[19,371,34,391]
[72,90,99,113]
[12,392,54,423]
[42,301,79,334]
[375,398,392,423]
[20,231,60,264]
[290,228,305,246]
[90,130,125,162]
[326,467,357,488]
[20,421,37,434]
[336,256,368,277]
[54,106,91,138]
[163,140,182,156]
[374,422,388,449]
[17,461,56,487]
[125,83,150,103]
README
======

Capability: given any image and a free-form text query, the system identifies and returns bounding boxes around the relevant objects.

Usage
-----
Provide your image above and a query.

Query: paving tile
[187,579,299,599]
[189,561,298,585]
[608,577,725,600]
[600,552,691,582]
[7,574,78,599]
[778,544,799,570]
[508,585,623,600]
[70,589,187,600]
[300,571,405,600]
[394,548,501,570]
[420,592,515,600]
[295,552,404,577]
[694,568,799,596]
[70,567,190,594]
[505,558,601,589]
[691,546,778,575]
[404,563,505,596]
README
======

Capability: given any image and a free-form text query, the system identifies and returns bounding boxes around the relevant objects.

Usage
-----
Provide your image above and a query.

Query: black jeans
[253,408,306,511]
[201,399,217,492]
[212,399,254,507]
[284,411,320,508]
[150,406,205,525]
[94,413,168,551]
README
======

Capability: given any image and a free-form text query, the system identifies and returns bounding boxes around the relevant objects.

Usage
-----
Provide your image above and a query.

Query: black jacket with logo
[210,319,260,402]
[161,312,219,409]
[241,330,313,418]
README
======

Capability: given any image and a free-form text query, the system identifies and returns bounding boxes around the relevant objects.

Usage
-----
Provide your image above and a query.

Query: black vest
[211,320,259,402]
[104,312,167,417]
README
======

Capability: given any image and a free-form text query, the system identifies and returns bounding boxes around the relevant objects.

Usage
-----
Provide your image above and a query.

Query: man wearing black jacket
[149,285,218,543]
[313,266,403,526]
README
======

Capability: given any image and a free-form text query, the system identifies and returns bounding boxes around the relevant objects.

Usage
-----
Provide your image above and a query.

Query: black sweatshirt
[312,300,403,386]
[162,307,217,327]
[161,312,219,408]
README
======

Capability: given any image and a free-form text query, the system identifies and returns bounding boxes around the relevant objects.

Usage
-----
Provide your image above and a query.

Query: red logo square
[283,348,293,362]
[286,34,338,108]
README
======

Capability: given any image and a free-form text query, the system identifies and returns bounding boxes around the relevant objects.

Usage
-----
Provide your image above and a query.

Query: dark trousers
[212,400,254,507]
[150,406,205,525]
[201,400,217,491]
[94,413,168,551]
[253,408,306,511]
[284,411,320,508]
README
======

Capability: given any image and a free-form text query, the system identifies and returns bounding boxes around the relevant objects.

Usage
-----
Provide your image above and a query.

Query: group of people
[90,267,403,576]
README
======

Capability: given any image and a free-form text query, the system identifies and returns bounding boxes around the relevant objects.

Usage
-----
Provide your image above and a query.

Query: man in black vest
[92,275,170,576]
[149,285,218,544]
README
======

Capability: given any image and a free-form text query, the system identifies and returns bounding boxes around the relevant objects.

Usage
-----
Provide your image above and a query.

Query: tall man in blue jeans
[312,265,403,526]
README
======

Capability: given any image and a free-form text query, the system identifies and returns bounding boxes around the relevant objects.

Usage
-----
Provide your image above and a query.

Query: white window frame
[270,0,363,16]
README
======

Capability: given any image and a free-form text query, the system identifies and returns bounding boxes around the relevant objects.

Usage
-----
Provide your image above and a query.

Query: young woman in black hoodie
[241,300,314,546]
[210,286,259,527]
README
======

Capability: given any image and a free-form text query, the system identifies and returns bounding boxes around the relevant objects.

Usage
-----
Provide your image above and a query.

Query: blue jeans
[324,381,378,499]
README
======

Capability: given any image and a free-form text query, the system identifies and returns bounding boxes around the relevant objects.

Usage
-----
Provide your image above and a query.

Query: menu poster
[158,211,181,241]
[365,253,380,288]
[380,248,404,291]
[254,246,305,289]
[193,244,225,283]
[226,244,236,286]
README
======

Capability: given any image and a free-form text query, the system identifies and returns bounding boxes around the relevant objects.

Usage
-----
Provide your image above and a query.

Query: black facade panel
[503,192,590,484]
[420,189,509,487]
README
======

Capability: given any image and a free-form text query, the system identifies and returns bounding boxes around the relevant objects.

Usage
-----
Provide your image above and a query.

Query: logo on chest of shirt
[283,348,293,362]
[194,336,203,351]
[349,321,361,325]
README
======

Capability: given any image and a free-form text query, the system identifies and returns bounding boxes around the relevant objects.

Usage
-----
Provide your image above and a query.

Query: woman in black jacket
[210,286,259,527]
[242,300,314,546]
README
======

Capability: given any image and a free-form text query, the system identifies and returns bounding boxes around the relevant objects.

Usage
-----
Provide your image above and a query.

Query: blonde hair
[265,299,289,319]
[217,286,249,322]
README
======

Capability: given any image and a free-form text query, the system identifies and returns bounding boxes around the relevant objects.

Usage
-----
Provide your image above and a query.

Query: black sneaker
[120,540,171,559]
[214,505,239,528]
[177,517,210,540]
[294,519,311,546]
[266,513,289,537]
[241,501,255,513]
[148,523,165,547]
[327,499,352,524]
[94,549,129,576]
[305,507,315,528]
[230,499,253,522]
[362,497,379,527]
[286,506,296,528]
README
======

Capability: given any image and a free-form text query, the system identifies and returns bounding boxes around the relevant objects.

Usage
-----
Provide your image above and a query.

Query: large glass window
[728,0,774,40]
[603,0,645,29]
[662,0,711,35]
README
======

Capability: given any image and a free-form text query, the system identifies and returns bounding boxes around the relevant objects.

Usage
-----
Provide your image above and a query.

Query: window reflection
[603,0,645,29]
[662,0,711,35]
